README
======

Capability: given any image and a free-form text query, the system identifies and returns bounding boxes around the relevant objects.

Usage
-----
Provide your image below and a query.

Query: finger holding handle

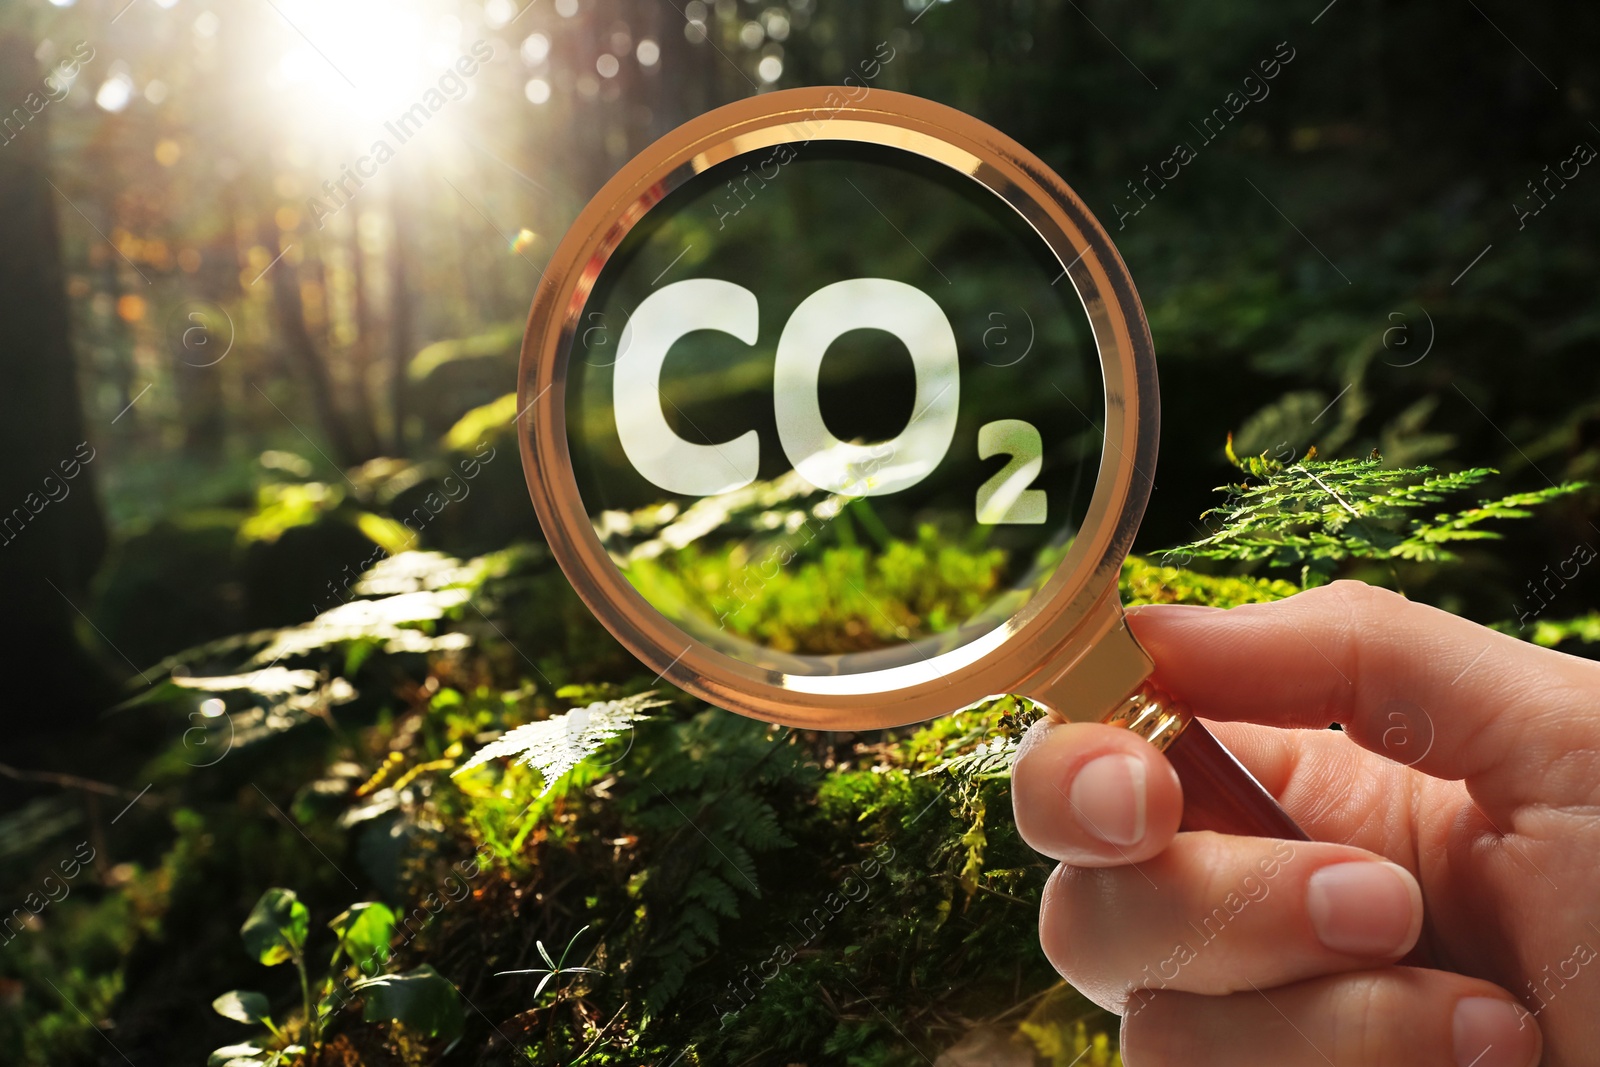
[1125,581,1600,819]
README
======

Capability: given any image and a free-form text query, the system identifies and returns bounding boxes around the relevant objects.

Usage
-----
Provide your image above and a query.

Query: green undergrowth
[5,444,1592,1065]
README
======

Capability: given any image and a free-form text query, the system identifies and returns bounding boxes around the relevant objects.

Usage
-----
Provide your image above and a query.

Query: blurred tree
[0,29,116,729]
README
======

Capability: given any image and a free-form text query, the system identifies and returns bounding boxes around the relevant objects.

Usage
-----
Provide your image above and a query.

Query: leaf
[453,692,670,793]
[1165,455,1585,579]
[1526,612,1600,648]
[356,511,414,555]
[208,1045,268,1067]
[241,887,309,966]
[329,901,396,972]
[212,990,272,1025]
[247,588,474,666]
[353,550,483,596]
[172,668,322,696]
[923,736,1020,782]
[352,965,464,1041]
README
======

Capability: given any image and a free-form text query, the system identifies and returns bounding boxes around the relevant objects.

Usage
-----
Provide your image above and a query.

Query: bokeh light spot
[95,74,134,113]
[521,32,550,65]
[116,294,147,323]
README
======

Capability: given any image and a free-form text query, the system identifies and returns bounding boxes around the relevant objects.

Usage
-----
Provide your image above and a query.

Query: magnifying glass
[517,88,1308,843]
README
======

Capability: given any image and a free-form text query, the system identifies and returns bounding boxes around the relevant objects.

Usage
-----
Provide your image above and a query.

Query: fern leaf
[922,736,1020,782]
[170,667,322,696]
[453,692,670,793]
[1167,453,1587,581]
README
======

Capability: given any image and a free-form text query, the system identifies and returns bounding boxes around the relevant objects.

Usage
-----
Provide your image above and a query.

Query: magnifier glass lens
[566,141,1104,676]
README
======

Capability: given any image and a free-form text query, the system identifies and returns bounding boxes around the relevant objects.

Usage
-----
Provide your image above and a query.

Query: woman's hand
[1011,580,1600,1066]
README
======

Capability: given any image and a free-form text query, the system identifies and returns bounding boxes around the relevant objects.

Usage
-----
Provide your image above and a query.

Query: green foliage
[240,888,310,967]
[40,447,1598,1065]
[238,483,346,546]
[409,325,523,383]
[628,521,1008,654]
[212,990,273,1026]
[208,1043,305,1067]
[328,902,396,974]
[1020,1017,1121,1067]
[350,965,464,1043]
[494,928,605,999]
[1503,612,1600,649]
[622,711,809,1016]
[443,392,519,454]
[1168,444,1587,585]
[1120,554,1299,608]
[453,691,671,795]
[213,887,463,1064]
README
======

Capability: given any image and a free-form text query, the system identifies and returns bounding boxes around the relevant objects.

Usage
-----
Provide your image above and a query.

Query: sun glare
[266,0,469,137]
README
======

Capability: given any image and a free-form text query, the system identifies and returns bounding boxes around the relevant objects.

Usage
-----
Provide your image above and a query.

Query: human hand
[1011,580,1600,1066]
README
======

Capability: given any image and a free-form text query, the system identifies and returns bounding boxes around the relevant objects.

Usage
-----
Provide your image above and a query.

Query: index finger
[1125,581,1600,815]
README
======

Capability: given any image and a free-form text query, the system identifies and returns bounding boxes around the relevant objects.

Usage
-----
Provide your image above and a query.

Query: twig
[969,883,1035,908]
[571,1002,627,1064]
[0,761,147,802]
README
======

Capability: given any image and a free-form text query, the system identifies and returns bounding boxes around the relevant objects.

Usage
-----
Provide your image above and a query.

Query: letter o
[773,278,958,495]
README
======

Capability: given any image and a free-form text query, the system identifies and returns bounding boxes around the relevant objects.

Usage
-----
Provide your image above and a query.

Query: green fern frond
[452,691,669,793]
[1169,450,1586,583]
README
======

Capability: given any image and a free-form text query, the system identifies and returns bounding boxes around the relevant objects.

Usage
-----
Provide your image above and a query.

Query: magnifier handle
[1164,717,1311,841]
[1104,682,1310,841]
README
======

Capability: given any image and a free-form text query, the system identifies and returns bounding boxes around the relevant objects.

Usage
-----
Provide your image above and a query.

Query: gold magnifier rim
[516,86,1158,731]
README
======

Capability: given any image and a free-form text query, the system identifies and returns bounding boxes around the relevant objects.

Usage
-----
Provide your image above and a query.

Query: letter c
[615,279,761,495]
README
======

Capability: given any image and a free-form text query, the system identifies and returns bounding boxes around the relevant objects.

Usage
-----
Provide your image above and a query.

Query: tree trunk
[0,31,116,728]
[263,214,368,466]
[387,185,415,455]
[346,213,382,454]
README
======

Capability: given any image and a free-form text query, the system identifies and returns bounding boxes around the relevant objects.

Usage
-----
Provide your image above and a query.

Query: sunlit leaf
[443,391,518,452]
[453,692,669,794]
[211,989,272,1025]
[208,1045,267,1067]
[248,588,473,666]
[241,888,308,966]
[355,511,414,555]
[329,901,396,972]
[354,550,481,596]
[171,668,321,696]
[352,965,464,1041]
[238,482,343,545]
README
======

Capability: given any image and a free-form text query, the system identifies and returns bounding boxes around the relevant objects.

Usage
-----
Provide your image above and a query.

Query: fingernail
[1453,996,1538,1067]
[1069,754,1147,846]
[1306,861,1421,956]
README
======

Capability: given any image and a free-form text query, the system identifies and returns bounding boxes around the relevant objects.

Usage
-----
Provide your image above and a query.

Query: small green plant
[210,888,464,1065]
[1167,439,1586,586]
[495,927,605,997]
